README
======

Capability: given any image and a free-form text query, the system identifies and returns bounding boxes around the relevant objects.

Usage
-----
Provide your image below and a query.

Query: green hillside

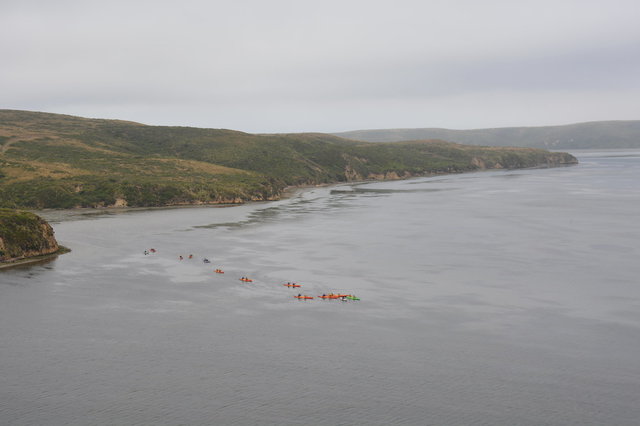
[334,121,640,149]
[0,110,577,209]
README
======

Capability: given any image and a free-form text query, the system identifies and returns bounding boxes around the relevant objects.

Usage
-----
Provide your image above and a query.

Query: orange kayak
[239,278,253,282]
[283,283,301,288]
[294,295,314,300]
[318,294,341,299]
[214,269,224,274]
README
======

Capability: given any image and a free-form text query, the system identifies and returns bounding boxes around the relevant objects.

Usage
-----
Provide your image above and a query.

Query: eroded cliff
[0,209,60,263]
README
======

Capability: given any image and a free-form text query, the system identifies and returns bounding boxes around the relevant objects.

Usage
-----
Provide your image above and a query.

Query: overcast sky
[2,0,639,133]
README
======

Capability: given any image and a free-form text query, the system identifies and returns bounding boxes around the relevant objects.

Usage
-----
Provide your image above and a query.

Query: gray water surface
[2,151,640,425]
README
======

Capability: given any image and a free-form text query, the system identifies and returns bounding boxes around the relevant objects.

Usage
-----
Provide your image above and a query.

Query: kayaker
[179,255,183,260]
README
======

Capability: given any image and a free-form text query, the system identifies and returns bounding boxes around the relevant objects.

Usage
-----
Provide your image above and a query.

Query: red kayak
[294,295,314,300]
[239,278,253,282]
[318,294,341,299]
[283,283,301,288]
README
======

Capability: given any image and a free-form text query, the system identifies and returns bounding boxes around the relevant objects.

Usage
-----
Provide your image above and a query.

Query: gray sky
[2,0,639,133]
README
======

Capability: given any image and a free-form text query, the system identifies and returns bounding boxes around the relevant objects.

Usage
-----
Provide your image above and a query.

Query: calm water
[2,151,640,425]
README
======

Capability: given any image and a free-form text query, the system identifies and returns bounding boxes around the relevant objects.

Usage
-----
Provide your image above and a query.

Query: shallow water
[2,151,640,425]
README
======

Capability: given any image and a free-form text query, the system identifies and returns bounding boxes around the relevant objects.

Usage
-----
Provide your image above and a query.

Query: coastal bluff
[0,110,578,209]
[0,209,61,264]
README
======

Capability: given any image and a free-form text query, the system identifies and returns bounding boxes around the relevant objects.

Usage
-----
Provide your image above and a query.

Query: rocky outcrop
[0,209,60,263]
[543,152,579,166]
[112,198,128,208]
[366,171,413,180]
[471,157,487,169]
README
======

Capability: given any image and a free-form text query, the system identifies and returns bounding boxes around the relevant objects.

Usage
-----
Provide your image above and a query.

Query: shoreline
[0,246,71,270]
[30,183,343,222]
[27,160,581,223]
[4,161,581,270]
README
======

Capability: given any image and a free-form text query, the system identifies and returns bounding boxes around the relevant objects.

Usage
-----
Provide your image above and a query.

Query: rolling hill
[334,121,640,149]
[0,110,576,209]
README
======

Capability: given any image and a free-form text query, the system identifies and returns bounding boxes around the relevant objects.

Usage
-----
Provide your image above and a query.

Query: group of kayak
[281,282,359,301]
[145,249,360,302]
[242,278,360,301]
[318,293,360,301]
[294,294,360,301]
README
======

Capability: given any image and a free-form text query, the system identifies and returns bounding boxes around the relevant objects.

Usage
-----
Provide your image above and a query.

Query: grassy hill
[0,110,577,209]
[334,121,640,149]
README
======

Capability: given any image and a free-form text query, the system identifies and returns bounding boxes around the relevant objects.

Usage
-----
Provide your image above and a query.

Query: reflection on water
[330,185,453,195]
[40,204,241,224]
[2,151,640,425]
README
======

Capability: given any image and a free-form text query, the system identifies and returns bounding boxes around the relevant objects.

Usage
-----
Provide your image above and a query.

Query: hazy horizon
[2,0,639,133]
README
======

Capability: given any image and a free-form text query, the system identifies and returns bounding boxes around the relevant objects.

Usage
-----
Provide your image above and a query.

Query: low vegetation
[0,110,577,209]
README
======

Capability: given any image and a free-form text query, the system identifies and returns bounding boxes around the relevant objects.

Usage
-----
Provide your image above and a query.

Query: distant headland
[333,120,640,149]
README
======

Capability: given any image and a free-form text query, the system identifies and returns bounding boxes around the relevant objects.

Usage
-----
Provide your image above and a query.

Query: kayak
[294,295,313,300]
[239,278,253,282]
[346,296,360,301]
[318,295,341,299]
[214,269,224,274]
[283,283,301,288]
